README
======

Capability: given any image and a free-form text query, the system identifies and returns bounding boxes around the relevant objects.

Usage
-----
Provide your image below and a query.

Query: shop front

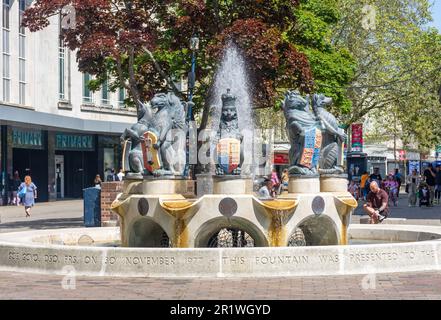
[10,127,49,202]
[54,132,98,199]
[0,125,123,204]
[1,104,131,204]
[272,144,290,176]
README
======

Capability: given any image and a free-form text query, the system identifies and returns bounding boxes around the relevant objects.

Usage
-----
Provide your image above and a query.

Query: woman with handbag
[18,175,37,218]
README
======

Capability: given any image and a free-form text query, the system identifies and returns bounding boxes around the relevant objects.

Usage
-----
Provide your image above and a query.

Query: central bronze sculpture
[214,89,243,175]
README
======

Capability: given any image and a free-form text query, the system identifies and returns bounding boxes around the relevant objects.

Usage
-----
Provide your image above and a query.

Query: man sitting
[363,181,389,224]
[258,179,274,199]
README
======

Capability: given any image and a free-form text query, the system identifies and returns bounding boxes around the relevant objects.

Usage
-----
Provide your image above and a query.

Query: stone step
[359,215,407,224]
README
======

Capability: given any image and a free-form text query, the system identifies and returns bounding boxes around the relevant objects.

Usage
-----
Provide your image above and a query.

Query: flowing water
[209,44,256,176]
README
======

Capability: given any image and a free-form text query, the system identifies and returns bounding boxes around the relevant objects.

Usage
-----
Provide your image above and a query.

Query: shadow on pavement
[353,199,441,220]
[0,218,84,231]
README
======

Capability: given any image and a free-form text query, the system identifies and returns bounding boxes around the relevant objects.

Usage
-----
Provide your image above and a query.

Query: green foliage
[333,0,441,151]
[293,0,356,118]
[24,0,356,129]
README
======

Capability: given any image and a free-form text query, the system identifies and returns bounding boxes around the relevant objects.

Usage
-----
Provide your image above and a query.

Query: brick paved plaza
[1,196,441,300]
[1,270,441,300]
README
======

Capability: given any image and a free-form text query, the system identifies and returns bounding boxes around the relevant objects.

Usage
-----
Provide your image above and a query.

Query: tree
[23,0,181,115]
[332,0,441,152]
[23,0,355,130]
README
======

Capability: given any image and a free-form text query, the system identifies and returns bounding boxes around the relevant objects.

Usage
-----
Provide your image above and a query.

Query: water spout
[209,44,255,175]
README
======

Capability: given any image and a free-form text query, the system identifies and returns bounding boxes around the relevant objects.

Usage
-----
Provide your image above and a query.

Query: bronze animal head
[283,90,308,112]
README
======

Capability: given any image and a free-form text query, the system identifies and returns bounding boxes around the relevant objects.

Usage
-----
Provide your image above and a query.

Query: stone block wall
[101,181,123,227]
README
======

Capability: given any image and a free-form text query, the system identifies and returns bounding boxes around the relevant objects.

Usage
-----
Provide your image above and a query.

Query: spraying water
[209,44,256,175]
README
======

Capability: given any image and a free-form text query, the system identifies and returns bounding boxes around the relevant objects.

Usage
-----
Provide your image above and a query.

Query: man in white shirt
[117,169,124,181]
[258,179,273,199]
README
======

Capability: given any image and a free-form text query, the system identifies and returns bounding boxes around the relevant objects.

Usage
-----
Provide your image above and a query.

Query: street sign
[351,123,363,152]
[398,150,406,161]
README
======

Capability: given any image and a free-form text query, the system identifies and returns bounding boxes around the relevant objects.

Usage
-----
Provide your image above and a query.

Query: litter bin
[83,187,101,227]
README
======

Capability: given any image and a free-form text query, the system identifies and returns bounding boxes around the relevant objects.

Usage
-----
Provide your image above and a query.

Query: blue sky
[430,0,441,31]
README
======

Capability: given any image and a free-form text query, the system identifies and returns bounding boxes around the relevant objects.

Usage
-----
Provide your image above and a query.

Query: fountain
[109,45,356,249]
[1,46,441,278]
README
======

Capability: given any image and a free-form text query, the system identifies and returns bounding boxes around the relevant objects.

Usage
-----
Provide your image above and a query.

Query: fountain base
[320,174,349,192]
[141,176,195,196]
[288,175,320,193]
[196,174,213,197]
[212,175,253,195]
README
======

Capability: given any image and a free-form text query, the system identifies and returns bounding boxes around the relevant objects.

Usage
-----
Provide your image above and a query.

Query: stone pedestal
[212,175,253,194]
[288,175,320,194]
[142,177,195,196]
[196,174,213,197]
[320,174,349,193]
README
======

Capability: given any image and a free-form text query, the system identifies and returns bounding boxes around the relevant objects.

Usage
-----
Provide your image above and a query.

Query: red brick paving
[1,271,441,299]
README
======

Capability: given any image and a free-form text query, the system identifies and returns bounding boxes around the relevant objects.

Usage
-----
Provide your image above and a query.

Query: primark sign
[55,133,95,151]
[12,128,44,149]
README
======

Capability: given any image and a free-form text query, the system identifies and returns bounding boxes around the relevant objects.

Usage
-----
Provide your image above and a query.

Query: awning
[0,105,132,134]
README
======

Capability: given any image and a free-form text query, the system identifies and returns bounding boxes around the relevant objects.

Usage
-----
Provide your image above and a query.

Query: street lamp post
[188,35,199,108]
[184,36,199,178]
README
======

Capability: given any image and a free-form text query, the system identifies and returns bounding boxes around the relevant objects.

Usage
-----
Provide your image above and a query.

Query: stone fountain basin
[254,198,299,211]
[1,224,441,278]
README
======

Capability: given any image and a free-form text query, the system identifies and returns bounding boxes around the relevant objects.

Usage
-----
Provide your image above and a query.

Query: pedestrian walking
[435,165,441,205]
[18,175,37,218]
[360,171,370,200]
[270,168,280,195]
[281,169,289,193]
[106,168,117,182]
[423,164,436,206]
[348,180,359,200]
[12,171,21,206]
[369,168,382,186]
[117,168,124,182]
[406,169,420,207]
[394,168,402,198]
[6,174,13,205]
[384,174,399,206]
[94,174,102,188]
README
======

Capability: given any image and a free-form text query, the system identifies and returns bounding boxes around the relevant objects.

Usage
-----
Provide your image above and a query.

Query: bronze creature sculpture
[121,92,187,177]
[311,94,346,174]
[282,90,323,175]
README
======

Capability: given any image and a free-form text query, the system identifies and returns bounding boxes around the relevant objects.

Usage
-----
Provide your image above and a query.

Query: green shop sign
[12,128,44,149]
[56,133,94,151]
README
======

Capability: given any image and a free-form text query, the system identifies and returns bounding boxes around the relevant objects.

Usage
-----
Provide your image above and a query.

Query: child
[348,181,359,200]
[384,175,399,206]
[418,181,430,207]
[270,169,280,195]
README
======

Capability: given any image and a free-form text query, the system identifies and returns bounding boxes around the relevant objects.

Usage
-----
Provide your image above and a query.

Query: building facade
[0,1,136,203]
